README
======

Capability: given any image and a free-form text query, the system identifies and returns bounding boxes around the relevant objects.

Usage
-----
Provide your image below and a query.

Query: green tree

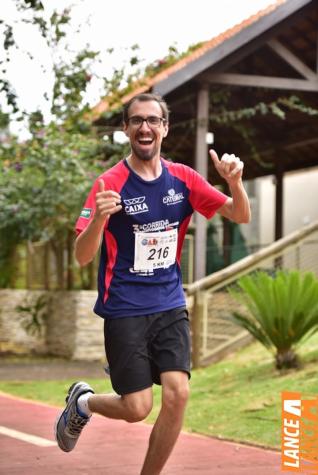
[0,122,129,288]
[0,1,131,288]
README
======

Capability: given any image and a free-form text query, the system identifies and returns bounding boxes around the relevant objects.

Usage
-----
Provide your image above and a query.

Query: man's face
[123,99,169,161]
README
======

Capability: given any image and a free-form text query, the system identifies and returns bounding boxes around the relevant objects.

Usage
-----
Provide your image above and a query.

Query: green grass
[1,334,318,449]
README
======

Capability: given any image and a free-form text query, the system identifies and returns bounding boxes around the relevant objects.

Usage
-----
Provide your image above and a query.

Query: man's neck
[127,154,162,181]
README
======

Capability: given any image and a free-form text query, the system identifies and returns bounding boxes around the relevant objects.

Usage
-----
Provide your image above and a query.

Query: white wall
[257,175,275,245]
[255,166,318,245]
[283,168,318,234]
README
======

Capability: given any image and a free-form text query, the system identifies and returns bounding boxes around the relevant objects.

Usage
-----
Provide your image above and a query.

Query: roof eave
[153,0,313,96]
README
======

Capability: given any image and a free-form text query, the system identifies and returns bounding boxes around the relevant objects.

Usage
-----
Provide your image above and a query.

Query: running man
[55,93,251,475]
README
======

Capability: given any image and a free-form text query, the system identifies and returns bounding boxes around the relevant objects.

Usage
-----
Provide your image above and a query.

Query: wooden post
[191,290,207,368]
[26,241,32,289]
[43,242,50,290]
[194,84,209,281]
[275,160,284,268]
[316,24,318,74]
[275,162,284,241]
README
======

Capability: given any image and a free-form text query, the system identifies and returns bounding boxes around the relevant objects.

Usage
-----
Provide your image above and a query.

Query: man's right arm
[75,179,122,267]
[75,216,107,267]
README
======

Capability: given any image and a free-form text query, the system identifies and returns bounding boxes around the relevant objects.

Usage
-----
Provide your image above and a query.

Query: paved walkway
[0,392,282,475]
[0,358,105,381]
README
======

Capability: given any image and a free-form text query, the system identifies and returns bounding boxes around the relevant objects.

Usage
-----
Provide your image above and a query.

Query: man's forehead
[128,99,162,116]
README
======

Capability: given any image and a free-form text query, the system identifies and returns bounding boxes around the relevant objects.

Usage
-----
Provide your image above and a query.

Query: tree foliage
[0,1,195,275]
[1,125,102,241]
[0,0,131,287]
[0,120,128,287]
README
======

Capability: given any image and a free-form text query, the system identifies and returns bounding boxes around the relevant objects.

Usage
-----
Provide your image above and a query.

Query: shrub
[230,270,318,369]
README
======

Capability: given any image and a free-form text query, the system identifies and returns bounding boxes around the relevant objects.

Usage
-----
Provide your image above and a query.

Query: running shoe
[55,381,94,452]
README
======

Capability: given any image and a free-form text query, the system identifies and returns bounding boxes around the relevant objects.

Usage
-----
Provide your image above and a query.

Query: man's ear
[123,122,129,137]
[163,123,169,138]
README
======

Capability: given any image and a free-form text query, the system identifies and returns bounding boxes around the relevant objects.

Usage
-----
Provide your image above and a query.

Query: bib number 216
[148,246,169,261]
[134,229,178,271]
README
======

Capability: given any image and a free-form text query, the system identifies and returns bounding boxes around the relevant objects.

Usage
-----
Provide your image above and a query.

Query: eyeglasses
[127,116,167,128]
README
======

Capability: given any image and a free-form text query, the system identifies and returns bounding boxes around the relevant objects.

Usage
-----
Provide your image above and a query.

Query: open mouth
[137,137,154,147]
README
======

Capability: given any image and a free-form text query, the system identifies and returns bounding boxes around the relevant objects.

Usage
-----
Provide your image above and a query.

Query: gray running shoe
[55,381,94,452]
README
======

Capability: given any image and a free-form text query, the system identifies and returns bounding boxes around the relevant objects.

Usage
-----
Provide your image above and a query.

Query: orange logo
[281,391,318,473]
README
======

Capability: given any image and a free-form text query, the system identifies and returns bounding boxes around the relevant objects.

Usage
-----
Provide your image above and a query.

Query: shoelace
[68,413,88,436]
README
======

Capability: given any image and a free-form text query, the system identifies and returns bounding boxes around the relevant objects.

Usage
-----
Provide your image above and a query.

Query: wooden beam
[283,136,318,151]
[246,137,318,162]
[153,0,313,97]
[267,38,317,80]
[201,72,318,91]
[209,3,316,80]
[194,85,209,281]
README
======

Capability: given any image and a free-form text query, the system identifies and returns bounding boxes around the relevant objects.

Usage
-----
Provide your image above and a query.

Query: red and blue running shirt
[76,158,228,319]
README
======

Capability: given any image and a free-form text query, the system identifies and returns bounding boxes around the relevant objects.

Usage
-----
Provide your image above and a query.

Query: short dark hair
[123,93,170,124]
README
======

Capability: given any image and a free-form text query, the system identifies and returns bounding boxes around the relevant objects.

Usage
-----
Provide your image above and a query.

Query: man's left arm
[210,149,251,224]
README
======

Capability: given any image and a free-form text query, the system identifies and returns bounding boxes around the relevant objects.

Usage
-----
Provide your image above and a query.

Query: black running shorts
[103,307,191,395]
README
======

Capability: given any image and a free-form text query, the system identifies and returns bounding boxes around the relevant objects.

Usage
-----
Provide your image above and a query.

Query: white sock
[77,392,93,417]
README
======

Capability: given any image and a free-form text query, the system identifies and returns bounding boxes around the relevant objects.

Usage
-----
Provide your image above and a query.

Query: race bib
[134,229,178,271]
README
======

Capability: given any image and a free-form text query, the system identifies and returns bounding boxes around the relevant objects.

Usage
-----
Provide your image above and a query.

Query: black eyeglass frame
[126,115,167,128]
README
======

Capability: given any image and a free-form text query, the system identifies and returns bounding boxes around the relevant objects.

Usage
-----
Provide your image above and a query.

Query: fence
[2,222,318,364]
[187,220,318,368]
[11,234,195,290]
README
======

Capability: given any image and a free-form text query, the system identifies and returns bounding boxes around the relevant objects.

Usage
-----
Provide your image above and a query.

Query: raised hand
[94,179,122,221]
[209,149,244,187]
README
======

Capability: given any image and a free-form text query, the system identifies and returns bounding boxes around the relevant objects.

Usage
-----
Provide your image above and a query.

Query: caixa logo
[163,188,184,206]
[123,196,149,215]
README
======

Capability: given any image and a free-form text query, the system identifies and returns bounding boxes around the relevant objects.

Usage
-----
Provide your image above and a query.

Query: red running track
[0,393,282,475]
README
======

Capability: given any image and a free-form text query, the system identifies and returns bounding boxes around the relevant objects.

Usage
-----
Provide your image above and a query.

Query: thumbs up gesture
[209,149,244,187]
[98,179,105,193]
[94,179,122,222]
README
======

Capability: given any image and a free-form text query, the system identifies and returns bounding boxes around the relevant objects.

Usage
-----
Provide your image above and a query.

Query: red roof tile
[91,0,286,121]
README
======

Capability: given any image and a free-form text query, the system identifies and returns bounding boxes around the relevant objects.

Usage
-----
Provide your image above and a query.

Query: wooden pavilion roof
[92,0,318,184]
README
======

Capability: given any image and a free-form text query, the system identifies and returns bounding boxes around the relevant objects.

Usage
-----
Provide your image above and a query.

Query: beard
[130,141,159,161]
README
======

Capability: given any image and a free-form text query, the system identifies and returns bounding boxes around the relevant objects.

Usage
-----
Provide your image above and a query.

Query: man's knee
[162,377,190,411]
[123,392,153,423]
